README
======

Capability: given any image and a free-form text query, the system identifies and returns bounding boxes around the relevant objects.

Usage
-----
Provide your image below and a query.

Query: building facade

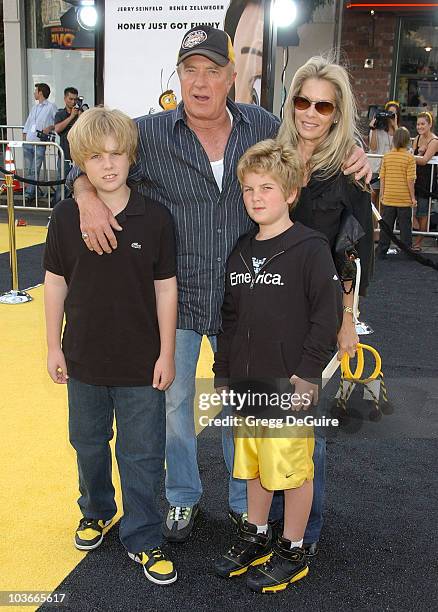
[3,0,95,128]
[340,1,438,132]
[3,0,436,132]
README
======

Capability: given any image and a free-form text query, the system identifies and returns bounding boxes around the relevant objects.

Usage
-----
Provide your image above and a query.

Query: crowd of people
[368,100,437,257]
[41,23,433,595]
[22,84,83,205]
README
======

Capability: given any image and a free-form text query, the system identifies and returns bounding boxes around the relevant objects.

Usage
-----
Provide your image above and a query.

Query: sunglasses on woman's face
[293,95,335,116]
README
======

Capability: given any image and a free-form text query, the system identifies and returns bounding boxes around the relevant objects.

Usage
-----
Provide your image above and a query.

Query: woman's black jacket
[292,173,374,296]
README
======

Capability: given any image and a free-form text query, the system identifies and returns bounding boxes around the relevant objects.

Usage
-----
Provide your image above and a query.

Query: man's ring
[82,232,89,240]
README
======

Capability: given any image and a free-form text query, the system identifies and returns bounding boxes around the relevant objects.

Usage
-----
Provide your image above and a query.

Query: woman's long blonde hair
[277,55,362,180]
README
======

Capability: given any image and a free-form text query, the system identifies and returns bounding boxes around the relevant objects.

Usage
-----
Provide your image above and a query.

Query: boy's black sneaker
[246,536,309,593]
[228,509,248,527]
[74,517,112,551]
[228,510,282,534]
[128,547,177,585]
[214,521,272,578]
[268,517,284,540]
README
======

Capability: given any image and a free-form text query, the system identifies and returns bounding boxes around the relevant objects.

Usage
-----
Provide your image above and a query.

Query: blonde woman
[278,56,373,343]
[275,56,373,554]
[412,111,438,250]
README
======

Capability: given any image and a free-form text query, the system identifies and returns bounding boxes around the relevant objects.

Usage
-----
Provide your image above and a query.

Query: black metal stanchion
[0,174,33,304]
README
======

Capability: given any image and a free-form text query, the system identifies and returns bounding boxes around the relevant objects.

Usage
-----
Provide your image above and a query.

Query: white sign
[104,1,231,118]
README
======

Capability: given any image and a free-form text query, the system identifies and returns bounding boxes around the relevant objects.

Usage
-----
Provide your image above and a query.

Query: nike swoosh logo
[286,472,294,478]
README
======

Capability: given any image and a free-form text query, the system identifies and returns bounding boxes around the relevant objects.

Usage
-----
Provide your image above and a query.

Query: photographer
[54,87,83,203]
[22,83,57,204]
[369,101,400,207]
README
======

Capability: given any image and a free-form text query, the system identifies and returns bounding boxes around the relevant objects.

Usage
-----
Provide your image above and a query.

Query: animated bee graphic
[159,69,177,111]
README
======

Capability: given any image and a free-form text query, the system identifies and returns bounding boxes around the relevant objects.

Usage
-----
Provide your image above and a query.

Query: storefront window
[25,0,95,113]
[397,18,438,132]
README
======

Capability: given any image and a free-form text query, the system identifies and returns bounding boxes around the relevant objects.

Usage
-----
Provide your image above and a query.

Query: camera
[374,110,395,130]
[36,129,56,142]
[74,96,89,112]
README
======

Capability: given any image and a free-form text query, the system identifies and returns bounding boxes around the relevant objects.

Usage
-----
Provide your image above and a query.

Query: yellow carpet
[0,226,214,610]
[0,223,47,254]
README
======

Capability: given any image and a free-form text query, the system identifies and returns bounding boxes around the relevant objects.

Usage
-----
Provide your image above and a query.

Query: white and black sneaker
[162,504,199,542]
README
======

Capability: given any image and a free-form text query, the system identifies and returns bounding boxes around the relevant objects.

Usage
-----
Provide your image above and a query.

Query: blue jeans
[269,434,326,544]
[165,329,247,513]
[305,434,326,543]
[23,143,46,197]
[68,378,166,552]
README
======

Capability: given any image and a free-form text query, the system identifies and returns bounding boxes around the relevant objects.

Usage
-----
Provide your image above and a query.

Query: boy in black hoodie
[213,140,342,593]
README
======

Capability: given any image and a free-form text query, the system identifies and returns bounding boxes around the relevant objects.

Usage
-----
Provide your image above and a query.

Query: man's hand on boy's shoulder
[289,375,318,411]
[152,353,175,391]
[76,183,122,255]
[47,348,69,384]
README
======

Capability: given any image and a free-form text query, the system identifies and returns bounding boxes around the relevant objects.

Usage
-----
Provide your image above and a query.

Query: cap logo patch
[182,30,207,49]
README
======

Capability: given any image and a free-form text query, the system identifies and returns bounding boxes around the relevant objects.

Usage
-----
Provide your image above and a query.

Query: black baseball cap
[177,26,235,67]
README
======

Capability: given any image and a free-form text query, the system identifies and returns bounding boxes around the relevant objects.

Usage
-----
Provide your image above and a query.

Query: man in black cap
[68,25,371,545]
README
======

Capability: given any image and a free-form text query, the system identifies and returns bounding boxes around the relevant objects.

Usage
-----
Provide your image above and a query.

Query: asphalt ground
[29,249,438,612]
[1,233,436,611]
[0,243,44,292]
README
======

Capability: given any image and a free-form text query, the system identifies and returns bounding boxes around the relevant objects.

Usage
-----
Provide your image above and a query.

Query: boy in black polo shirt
[43,107,178,585]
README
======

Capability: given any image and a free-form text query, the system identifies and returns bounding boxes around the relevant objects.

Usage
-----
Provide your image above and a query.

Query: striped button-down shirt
[69,99,279,334]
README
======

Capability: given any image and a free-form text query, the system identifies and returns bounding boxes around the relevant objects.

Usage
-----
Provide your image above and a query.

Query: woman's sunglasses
[293,95,335,116]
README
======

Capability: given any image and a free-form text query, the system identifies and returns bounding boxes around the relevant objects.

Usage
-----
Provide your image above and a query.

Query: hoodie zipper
[239,249,286,376]
[239,250,285,288]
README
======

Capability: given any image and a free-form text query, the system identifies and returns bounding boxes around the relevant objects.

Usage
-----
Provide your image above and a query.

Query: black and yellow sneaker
[246,536,309,593]
[214,521,272,578]
[74,517,112,551]
[128,547,177,585]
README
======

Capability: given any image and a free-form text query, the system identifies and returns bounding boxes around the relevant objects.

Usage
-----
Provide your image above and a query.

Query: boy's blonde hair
[393,126,411,150]
[237,139,303,209]
[68,107,138,171]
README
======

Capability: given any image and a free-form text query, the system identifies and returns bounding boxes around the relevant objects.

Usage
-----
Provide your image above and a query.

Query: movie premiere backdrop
[102,1,265,118]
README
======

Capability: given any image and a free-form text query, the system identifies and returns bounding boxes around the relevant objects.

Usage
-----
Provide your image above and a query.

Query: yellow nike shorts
[233,423,314,491]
